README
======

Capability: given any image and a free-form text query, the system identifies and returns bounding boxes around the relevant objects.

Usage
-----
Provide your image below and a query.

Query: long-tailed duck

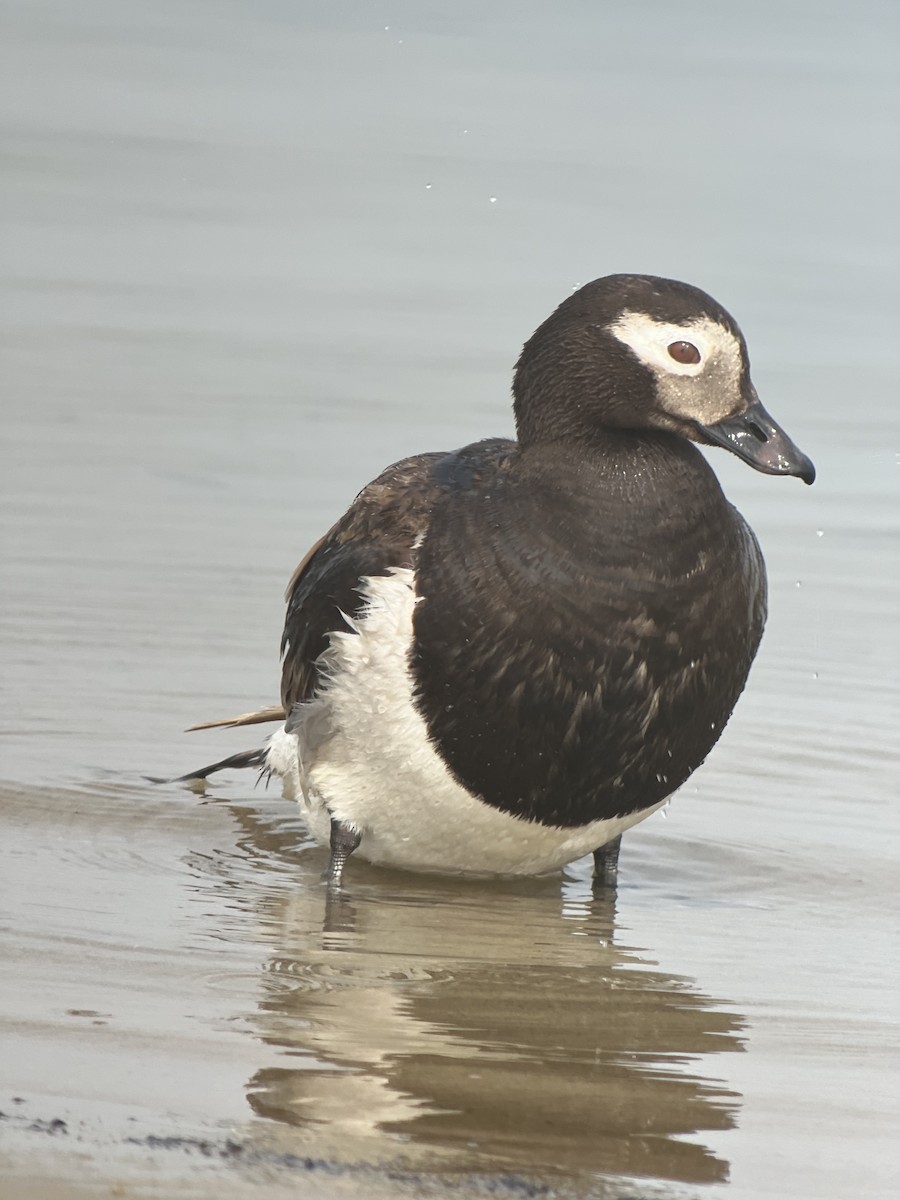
[182,274,814,888]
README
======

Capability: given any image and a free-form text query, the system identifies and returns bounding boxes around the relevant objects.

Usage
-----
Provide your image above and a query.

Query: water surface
[1,2,898,1197]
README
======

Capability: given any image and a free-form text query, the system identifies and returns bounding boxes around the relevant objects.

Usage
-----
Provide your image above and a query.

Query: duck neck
[515,423,697,480]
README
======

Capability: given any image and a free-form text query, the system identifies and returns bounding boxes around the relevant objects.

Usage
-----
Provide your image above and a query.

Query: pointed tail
[185,704,286,732]
[174,746,268,784]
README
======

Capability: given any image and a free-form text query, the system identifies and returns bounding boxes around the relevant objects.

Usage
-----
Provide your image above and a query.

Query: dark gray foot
[324,818,361,889]
[592,835,622,888]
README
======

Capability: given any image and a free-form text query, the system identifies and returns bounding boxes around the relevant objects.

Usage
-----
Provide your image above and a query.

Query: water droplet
[816,529,824,538]
[795,580,802,588]
[813,672,819,680]
[489,195,497,203]
[424,182,432,190]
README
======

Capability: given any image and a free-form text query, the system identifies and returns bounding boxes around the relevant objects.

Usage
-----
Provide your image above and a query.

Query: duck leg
[592,835,622,888]
[325,817,361,889]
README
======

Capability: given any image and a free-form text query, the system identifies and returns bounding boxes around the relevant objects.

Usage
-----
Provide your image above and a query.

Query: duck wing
[280,451,448,711]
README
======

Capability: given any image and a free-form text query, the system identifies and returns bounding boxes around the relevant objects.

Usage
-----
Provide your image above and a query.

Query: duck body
[412,432,766,832]
[186,274,814,883]
[270,429,765,874]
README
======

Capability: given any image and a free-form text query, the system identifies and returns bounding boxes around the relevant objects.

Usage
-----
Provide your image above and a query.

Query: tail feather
[185,704,286,733]
[175,747,268,783]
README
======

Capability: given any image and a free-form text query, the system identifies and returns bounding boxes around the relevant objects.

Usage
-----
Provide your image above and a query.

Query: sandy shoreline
[2,775,897,1200]
[0,778,736,1199]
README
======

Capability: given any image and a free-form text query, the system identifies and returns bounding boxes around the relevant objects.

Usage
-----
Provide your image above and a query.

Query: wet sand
[2,1,899,1197]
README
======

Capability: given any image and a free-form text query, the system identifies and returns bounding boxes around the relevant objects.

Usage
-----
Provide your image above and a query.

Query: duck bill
[699,393,816,484]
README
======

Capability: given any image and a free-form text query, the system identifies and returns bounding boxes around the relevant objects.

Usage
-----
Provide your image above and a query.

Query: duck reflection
[216,799,744,1190]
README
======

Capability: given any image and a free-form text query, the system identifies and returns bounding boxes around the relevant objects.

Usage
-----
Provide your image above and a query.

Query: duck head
[513,273,815,484]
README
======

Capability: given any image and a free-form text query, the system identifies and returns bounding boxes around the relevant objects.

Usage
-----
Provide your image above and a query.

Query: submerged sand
[2,774,897,1199]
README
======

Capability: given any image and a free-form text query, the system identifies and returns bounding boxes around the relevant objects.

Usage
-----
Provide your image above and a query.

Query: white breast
[265,568,663,876]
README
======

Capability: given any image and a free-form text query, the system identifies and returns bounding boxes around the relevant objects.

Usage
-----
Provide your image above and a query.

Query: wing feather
[280,452,447,710]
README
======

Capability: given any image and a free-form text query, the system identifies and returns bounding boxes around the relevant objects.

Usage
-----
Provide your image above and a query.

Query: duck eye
[667,340,701,365]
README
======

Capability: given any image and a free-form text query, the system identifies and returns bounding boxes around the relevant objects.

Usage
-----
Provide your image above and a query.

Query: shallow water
[1,1,899,1197]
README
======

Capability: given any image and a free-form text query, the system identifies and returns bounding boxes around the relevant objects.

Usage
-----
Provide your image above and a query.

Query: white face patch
[608,311,746,424]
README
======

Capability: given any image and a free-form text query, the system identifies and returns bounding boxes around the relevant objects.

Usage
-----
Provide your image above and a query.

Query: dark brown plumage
[280,452,446,710]
[181,274,813,887]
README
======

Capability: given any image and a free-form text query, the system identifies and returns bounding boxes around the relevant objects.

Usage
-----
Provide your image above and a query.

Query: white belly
[265,568,663,876]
